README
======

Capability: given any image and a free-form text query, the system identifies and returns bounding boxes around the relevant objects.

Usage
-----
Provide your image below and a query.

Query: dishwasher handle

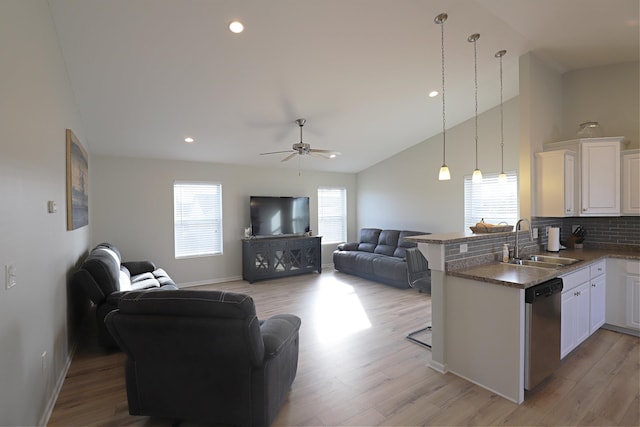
[525,278,563,304]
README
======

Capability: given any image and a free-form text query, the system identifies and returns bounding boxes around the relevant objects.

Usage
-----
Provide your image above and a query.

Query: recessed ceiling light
[229,20,244,34]
[428,90,439,98]
[184,137,195,143]
[329,154,337,159]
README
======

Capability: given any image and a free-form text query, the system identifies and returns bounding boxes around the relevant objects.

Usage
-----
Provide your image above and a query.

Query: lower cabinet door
[626,274,640,330]
[561,282,590,359]
[590,275,606,334]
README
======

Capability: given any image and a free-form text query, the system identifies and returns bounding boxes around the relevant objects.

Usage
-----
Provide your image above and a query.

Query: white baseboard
[39,343,76,427]
[178,275,243,288]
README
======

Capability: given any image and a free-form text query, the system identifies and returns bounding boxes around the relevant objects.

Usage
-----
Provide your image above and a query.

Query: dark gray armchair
[104,289,301,427]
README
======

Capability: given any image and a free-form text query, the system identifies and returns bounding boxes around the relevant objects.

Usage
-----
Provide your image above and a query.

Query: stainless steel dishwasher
[524,277,563,390]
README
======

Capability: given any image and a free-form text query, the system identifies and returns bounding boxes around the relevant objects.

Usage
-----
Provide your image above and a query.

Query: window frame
[317,187,347,244]
[173,181,223,259]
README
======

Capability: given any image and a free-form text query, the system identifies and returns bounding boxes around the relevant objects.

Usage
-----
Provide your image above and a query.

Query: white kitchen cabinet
[625,263,640,330]
[560,266,591,358]
[589,262,606,334]
[581,141,620,215]
[543,137,624,217]
[535,150,576,217]
[621,149,640,216]
[605,259,640,332]
[561,281,590,359]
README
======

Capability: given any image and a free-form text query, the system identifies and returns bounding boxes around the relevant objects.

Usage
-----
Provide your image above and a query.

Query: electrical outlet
[460,243,468,253]
[5,264,16,289]
[545,226,550,237]
[532,228,539,239]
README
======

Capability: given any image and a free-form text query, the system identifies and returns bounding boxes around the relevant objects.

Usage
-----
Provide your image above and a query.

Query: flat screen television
[250,196,310,237]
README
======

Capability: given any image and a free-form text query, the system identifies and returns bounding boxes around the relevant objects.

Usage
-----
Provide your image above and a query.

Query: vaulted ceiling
[48,0,639,173]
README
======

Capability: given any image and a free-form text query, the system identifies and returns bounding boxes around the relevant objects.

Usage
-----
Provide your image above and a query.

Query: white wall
[91,155,357,285]
[518,52,564,219]
[0,1,90,425]
[356,97,520,234]
[562,61,639,149]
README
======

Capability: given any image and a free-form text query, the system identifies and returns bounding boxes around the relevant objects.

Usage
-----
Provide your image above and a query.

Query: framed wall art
[66,128,88,230]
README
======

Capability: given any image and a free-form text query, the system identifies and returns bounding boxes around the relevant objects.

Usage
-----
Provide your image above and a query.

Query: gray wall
[91,155,357,285]
[0,1,90,425]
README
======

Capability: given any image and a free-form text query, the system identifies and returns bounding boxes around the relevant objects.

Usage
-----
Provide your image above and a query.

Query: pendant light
[496,49,507,184]
[468,33,482,183]
[435,13,450,181]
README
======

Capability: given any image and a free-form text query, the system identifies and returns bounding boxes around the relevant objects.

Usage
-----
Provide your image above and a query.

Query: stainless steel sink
[529,255,581,266]
[503,255,581,269]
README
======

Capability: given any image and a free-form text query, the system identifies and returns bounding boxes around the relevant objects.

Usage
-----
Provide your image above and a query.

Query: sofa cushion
[371,256,408,281]
[374,230,400,256]
[393,230,430,258]
[357,228,381,253]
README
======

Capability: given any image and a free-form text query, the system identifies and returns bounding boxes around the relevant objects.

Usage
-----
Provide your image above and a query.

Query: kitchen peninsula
[405,231,640,404]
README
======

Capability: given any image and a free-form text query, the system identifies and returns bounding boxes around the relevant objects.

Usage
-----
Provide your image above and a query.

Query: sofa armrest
[260,314,301,360]
[337,242,359,251]
[122,260,156,276]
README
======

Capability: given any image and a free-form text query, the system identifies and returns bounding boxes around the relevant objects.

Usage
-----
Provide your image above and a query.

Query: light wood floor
[49,270,639,426]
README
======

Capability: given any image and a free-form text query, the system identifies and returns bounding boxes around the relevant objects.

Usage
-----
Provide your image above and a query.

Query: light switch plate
[5,264,16,289]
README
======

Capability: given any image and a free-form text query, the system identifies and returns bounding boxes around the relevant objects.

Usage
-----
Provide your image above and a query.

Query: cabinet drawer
[590,260,606,278]
[561,267,590,291]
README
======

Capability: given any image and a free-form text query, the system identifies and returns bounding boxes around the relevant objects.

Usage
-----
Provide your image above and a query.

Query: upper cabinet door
[581,140,620,216]
[622,150,640,216]
[535,150,576,217]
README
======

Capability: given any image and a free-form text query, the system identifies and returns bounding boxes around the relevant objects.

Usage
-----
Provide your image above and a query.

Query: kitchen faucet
[514,218,533,259]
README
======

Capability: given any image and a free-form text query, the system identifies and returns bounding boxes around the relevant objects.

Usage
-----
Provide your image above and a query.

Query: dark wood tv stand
[242,235,322,283]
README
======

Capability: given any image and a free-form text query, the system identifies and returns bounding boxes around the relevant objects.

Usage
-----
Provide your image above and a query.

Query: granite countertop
[449,248,640,289]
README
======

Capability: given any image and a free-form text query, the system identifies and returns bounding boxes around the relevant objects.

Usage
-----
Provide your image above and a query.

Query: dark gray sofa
[332,228,430,288]
[71,242,178,348]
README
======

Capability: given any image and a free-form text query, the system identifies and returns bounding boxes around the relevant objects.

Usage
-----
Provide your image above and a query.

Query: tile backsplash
[532,216,640,250]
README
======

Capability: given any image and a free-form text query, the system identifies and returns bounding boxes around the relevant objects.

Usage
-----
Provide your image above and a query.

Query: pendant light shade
[496,49,507,184]
[468,33,482,183]
[435,13,450,181]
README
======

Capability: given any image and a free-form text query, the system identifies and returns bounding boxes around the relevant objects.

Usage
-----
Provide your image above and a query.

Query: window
[318,187,347,244]
[464,171,518,230]
[174,181,223,258]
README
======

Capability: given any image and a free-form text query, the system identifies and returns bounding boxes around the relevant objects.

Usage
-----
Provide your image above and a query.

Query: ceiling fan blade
[281,152,298,162]
[308,152,332,159]
[309,148,340,155]
[260,150,294,155]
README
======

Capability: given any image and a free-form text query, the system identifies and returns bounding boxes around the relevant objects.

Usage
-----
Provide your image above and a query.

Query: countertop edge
[448,250,640,289]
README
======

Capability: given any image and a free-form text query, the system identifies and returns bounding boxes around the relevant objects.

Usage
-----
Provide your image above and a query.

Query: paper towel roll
[548,227,561,252]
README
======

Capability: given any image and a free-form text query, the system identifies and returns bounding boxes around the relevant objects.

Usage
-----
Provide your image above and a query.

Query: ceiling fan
[260,118,340,162]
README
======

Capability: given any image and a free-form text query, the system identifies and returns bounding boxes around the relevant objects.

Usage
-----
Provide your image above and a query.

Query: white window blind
[174,181,223,258]
[318,187,347,244]
[464,171,518,230]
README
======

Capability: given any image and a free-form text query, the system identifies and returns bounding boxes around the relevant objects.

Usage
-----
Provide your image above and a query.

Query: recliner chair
[104,289,301,427]
[405,247,432,348]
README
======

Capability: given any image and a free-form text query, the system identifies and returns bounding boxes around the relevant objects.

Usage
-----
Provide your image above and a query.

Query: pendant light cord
[499,52,504,174]
[440,19,446,166]
[473,37,478,170]
[496,49,507,176]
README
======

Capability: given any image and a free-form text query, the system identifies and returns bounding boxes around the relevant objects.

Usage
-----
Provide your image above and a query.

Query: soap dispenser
[502,244,509,262]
